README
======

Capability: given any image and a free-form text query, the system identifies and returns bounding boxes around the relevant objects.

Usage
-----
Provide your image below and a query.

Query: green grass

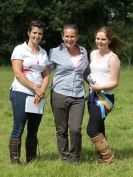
[0,66,133,177]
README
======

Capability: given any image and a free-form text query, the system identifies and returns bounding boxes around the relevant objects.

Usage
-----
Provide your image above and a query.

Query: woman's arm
[34,65,50,105]
[83,64,90,84]
[12,59,39,92]
[36,65,50,97]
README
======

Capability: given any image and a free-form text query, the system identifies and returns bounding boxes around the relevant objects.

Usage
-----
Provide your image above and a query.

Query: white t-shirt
[90,49,117,95]
[11,42,49,95]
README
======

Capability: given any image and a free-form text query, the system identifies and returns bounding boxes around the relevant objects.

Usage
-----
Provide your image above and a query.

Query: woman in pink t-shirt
[9,20,50,164]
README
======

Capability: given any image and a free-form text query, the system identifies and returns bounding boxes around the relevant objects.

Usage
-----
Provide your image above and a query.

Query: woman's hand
[90,82,102,92]
[34,86,45,98]
[34,94,41,106]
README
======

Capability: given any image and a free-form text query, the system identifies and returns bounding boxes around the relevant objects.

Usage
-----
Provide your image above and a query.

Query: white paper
[25,96,45,114]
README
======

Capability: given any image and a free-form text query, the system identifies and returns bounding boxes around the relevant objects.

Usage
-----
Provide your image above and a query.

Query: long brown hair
[96,26,126,53]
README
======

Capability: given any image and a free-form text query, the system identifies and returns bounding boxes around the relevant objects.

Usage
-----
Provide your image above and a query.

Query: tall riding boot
[25,137,38,163]
[9,139,21,164]
[91,133,114,164]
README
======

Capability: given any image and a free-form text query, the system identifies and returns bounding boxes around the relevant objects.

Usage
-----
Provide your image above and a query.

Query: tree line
[0,0,132,65]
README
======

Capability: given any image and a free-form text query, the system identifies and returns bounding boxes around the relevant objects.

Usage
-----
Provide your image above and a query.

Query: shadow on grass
[81,147,97,163]
[113,147,133,160]
[81,147,133,162]
[36,147,133,163]
[38,152,59,161]
[38,149,95,163]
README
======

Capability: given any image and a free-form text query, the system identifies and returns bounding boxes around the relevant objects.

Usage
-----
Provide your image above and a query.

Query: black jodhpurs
[86,94,114,138]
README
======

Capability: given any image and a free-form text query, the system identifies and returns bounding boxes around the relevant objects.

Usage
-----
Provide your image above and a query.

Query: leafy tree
[0,0,132,65]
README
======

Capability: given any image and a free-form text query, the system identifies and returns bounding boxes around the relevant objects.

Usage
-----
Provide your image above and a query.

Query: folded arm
[11,59,39,92]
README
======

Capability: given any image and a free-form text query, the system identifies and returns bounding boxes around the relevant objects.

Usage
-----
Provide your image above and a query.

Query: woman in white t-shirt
[86,26,125,164]
[9,20,50,164]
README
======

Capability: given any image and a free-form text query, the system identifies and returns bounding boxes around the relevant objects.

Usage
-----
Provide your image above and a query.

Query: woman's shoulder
[13,42,25,50]
[78,45,86,50]
[11,42,26,56]
[49,44,62,53]
[49,45,63,59]
[90,49,97,54]
[39,46,48,55]
[11,43,26,59]
[108,51,119,61]
[76,44,88,52]
[108,51,120,63]
[90,49,97,59]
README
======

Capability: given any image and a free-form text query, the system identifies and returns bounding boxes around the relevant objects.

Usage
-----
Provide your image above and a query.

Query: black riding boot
[25,137,38,163]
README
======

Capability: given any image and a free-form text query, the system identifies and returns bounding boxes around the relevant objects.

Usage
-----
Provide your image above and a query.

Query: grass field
[0,66,133,177]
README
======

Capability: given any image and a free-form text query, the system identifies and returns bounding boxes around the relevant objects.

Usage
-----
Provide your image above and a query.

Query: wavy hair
[96,26,126,53]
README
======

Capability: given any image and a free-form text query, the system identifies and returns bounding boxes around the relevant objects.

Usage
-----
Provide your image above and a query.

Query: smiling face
[62,28,79,49]
[95,31,110,51]
[28,26,43,46]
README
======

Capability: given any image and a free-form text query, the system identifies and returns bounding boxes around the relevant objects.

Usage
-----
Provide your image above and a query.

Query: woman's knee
[86,127,99,138]
[11,123,24,139]
[69,127,81,136]
[86,127,92,137]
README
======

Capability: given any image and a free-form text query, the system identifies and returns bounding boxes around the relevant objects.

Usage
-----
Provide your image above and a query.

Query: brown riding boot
[92,133,114,164]
[9,139,21,164]
[25,137,38,163]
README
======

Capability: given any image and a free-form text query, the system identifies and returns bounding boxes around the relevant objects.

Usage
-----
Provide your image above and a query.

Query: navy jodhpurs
[9,90,42,139]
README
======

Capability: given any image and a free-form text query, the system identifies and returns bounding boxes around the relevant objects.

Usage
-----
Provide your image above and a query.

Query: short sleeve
[41,48,50,66]
[11,45,24,61]
[90,50,97,62]
[45,53,49,65]
[48,48,56,71]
